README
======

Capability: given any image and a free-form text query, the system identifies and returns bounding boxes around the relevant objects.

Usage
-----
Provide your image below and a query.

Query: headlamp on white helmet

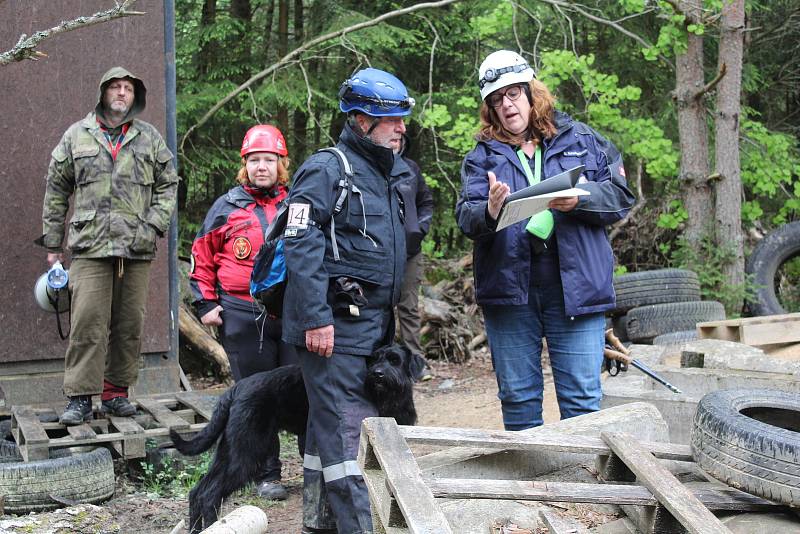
[478,50,535,101]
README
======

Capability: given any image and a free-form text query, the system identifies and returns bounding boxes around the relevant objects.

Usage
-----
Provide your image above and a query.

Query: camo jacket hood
[95,66,146,127]
[36,69,178,260]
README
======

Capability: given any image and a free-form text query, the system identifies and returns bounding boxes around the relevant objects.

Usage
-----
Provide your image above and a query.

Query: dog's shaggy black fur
[171,344,417,533]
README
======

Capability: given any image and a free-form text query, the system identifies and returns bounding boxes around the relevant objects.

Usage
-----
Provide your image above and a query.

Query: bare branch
[692,62,727,100]
[0,0,144,66]
[418,15,458,195]
[180,0,462,154]
[609,160,645,241]
[297,60,335,147]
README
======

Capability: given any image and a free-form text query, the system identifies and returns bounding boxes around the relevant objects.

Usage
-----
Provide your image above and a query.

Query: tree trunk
[292,0,308,158]
[198,0,217,77]
[277,0,289,133]
[179,303,233,383]
[714,0,746,310]
[675,0,711,246]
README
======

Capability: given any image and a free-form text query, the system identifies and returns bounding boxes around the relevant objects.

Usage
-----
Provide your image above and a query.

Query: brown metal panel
[0,1,171,364]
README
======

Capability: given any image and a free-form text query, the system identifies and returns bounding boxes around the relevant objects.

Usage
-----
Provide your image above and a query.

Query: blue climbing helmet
[338,68,415,117]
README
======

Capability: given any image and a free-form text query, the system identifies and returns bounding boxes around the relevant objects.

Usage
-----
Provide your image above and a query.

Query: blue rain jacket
[456,111,635,316]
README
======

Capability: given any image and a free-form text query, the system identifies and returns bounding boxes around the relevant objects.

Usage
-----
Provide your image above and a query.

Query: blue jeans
[482,271,605,431]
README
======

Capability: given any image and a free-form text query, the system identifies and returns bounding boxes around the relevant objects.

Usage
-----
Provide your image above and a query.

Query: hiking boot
[256,480,288,501]
[101,396,137,417]
[59,396,93,426]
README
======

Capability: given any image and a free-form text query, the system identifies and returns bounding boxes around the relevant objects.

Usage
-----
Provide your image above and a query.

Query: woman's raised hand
[487,171,510,220]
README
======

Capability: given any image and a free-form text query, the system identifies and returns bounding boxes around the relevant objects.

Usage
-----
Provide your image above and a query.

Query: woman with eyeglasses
[189,124,299,500]
[456,50,635,431]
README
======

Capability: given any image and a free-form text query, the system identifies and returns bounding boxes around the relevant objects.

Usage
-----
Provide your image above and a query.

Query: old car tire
[612,269,701,315]
[745,221,800,316]
[652,329,698,346]
[0,446,115,513]
[625,300,725,343]
[691,389,800,506]
[0,439,22,462]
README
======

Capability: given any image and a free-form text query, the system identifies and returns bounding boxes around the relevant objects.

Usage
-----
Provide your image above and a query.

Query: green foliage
[740,113,800,225]
[172,0,799,269]
[657,200,688,230]
[139,451,213,498]
[668,235,757,316]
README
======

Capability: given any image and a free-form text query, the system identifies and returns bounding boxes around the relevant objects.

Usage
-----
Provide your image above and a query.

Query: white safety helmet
[478,50,535,101]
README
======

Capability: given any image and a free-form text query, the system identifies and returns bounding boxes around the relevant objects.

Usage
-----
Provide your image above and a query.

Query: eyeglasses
[486,85,524,108]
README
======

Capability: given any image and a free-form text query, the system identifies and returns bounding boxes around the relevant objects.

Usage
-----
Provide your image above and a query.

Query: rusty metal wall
[0,1,172,369]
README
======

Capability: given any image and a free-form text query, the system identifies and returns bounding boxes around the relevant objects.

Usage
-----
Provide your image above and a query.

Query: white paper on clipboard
[495,187,590,231]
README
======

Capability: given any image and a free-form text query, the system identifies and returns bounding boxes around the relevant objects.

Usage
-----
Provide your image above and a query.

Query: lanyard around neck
[516,144,541,185]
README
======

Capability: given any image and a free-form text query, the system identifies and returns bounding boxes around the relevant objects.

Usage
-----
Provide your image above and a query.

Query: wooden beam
[424,478,779,512]
[539,509,590,534]
[362,417,452,533]
[400,425,692,461]
[601,432,733,534]
[175,391,219,422]
[109,415,146,458]
[11,406,50,461]
[137,398,190,430]
[66,423,97,441]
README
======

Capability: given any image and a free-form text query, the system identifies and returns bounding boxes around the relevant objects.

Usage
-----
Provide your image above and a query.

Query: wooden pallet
[697,312,800,346]
[359,418,784,534]
[9,391,218,462]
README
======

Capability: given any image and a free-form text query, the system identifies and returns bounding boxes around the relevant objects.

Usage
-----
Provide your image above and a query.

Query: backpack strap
[316,147,354,262]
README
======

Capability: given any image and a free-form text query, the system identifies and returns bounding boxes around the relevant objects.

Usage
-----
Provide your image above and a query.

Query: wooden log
[199,505,268,534]
[178,303,232,381]
[602,432,733,534]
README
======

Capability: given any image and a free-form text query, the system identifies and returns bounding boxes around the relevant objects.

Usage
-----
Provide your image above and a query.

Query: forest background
[174,0,800,315]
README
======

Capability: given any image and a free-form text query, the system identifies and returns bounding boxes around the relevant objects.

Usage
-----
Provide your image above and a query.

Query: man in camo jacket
[35,66,178,426]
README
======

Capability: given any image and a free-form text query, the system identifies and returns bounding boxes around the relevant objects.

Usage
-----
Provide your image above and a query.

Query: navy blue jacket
[281,123,408,356]
[398,157,434,258]
[455,111,635,316]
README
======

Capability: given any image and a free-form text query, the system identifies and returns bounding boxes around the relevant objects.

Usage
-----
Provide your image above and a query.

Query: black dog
[171,343,417,533]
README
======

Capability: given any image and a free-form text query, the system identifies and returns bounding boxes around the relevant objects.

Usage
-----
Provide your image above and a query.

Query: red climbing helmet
[240,124,288,157]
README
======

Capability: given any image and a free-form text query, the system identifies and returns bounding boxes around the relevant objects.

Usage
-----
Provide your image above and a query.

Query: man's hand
[548,196,579,212]
[47,252,64,266]
[200,305,224,326]
[306,325,334,357]
[487,171,510,220]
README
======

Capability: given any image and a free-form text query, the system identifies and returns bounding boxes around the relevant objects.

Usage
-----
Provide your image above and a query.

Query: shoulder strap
[315,147,355,262]
[317,147,353,215]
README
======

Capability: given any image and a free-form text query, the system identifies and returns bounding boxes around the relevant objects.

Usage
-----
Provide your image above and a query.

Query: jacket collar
[80,112,140,152]
[226,184,284,208]
[339,121,397,177]
[480,110,575,176]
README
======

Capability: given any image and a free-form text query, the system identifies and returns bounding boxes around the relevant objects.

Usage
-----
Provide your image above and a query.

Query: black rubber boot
[256,480,288,500]
[59,396,93,426]
[101,396,137,417]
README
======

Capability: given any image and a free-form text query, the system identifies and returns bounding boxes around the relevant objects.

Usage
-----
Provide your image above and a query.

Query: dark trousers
[300,348,376,534]
[395,252,424,356]
[64,258,151,396]
[219,295,299,481]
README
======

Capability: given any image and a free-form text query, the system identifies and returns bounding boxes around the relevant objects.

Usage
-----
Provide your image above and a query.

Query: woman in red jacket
[189,124,296,500]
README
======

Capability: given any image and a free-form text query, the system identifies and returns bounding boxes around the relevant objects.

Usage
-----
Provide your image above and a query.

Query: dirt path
[1,349,563,533]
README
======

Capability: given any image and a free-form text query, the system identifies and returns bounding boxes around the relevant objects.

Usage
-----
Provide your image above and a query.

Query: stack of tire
[609,268,726,345]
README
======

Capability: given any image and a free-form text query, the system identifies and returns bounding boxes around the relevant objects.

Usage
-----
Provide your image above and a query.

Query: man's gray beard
[109,102,129,115]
